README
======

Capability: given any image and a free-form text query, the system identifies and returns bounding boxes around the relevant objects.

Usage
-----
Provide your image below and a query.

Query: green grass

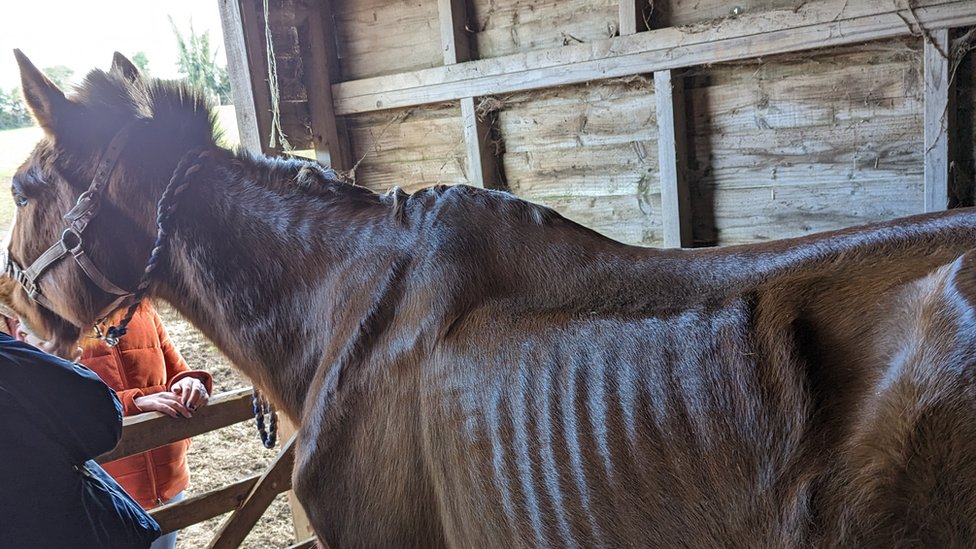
[0,105,241,229]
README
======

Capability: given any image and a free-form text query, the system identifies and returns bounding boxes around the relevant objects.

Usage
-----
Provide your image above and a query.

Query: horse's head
[1,51,216,357]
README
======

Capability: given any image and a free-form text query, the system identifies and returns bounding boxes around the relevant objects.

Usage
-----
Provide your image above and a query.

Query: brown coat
[85,302,212,509]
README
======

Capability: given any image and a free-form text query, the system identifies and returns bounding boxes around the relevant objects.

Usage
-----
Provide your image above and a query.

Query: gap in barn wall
[954,27,976,208]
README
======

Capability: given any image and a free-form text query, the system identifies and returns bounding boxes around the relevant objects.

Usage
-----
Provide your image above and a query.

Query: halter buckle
[63,191,99,231]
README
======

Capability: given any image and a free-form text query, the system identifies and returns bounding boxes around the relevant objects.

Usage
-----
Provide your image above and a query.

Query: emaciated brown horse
[5,51,976,547]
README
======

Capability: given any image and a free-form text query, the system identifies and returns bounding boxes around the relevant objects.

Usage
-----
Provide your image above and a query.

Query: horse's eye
[14,194,28,207]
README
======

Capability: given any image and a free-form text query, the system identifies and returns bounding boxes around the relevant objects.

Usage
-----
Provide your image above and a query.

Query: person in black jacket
[0,330,161,548]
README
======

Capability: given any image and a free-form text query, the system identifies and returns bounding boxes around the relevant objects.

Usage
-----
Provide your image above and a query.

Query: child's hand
[134,392,194,418]
[171,377,210,412]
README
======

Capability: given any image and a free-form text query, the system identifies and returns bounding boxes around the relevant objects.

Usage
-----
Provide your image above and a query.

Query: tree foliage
[169,16,231,105]
[131,52,151,76]
[41,65,74,91]
[0,88,32,130]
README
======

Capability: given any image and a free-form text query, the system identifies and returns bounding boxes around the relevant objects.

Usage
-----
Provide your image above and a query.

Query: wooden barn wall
[334,0,442,80]
[497,79,663,246]
[346,103,468,193]
[687,38,925,244]
[656,0,804,26]
[252,1,972,247]
[469,0,618,58]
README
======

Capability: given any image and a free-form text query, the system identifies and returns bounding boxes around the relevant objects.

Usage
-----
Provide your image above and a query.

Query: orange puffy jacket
[83,302,212,509]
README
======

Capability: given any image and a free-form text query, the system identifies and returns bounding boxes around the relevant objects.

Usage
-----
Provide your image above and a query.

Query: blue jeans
[150,491,185,549]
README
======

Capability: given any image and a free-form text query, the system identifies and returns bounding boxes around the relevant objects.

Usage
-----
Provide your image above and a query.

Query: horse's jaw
[0,277,84,359]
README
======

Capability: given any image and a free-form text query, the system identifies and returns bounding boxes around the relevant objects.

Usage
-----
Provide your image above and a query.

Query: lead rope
[100,149,211,346]
[252,388,278,448]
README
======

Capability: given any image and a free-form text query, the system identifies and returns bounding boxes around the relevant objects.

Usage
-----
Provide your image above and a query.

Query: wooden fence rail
[97,387,315,548]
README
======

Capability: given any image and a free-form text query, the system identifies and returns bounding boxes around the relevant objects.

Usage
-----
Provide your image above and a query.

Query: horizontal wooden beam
[150,474,261,535]
[333,0,976,115]
[97,388,254,463]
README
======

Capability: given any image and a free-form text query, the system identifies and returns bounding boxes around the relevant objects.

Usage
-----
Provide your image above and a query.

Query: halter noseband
[2,122,142,327]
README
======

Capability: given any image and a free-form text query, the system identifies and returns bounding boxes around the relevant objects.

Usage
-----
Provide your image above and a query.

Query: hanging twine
[101,150,211,346]
[263,0,292,152]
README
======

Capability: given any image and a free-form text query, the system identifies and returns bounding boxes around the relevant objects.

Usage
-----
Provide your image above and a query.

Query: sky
[0,0,227,91]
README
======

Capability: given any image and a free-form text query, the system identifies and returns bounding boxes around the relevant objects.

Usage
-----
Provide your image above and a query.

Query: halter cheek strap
[2,122,142,327]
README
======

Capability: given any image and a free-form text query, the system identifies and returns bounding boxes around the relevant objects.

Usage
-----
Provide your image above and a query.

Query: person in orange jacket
[11,301,211,549]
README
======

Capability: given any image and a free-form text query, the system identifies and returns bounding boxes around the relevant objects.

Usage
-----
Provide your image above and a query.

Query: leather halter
[2,122,142,325]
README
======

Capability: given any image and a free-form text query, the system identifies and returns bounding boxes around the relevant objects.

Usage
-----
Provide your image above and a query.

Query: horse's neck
[155,153,393,420]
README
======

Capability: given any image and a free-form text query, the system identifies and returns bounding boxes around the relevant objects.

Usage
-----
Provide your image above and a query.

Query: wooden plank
[460,98,501,188]
[218,0,263,154]
[438,0,502,188]
[334,0,442,81]
[622,0,688,247]
[655,70,692,248]
[208,434,297,549]
[150,474,261,535]
[924,28,952,212]
[279,416,316,542]
[618,0,646,35]
[333,0,976,115]
[439,0,472,65]
[236,0,276,153]
[304,0,354,170]
[472,0,618,59]
[284,539,319,549]
[97,388,253,463]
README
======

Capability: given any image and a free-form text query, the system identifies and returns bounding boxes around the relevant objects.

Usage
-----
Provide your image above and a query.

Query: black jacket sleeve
[0,332,122,462]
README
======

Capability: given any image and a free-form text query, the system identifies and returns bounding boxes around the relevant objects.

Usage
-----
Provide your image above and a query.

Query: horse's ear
[14,49,71,134]
[110,52,141,83]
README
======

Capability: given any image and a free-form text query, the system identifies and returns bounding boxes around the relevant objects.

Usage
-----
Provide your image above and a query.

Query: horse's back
[420,246,976,547]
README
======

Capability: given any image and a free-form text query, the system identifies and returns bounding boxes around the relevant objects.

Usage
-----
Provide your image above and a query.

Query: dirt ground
[158,303,300,549]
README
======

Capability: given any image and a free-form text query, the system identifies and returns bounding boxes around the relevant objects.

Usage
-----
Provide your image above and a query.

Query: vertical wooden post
[654,70,692,248]
[924,29,953,212]
[438,0,502,188]
[218,0,263,154]
[617,1,645,35]
[620,1,692,247]
[305,0,354,171]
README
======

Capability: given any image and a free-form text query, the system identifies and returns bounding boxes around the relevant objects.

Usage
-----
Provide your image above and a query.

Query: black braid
[102,149,210,346]
[252,389,278,449]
